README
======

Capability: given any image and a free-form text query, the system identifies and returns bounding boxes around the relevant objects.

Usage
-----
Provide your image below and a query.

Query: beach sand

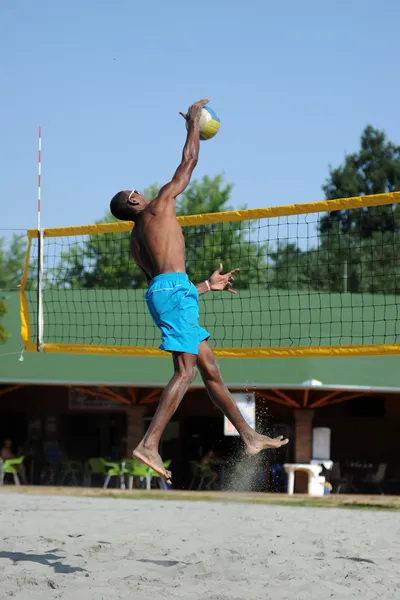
[0,492,399,600]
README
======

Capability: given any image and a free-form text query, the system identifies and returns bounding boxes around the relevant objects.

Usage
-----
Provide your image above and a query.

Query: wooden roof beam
[256,392,296,407]
[271,388,300,408]
[73,386,130,406]
[139,388,162,404]
[309,390,343,408]
[0,385,21,398]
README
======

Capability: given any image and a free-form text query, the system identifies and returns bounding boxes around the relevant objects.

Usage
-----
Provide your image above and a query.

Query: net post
[37,229,44,352]
[36,126,44,352]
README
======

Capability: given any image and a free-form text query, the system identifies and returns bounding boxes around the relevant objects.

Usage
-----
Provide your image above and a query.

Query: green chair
[101,459,128,489]
[148,460,172,490]
[84,458,106,487]
[1,456,25,485]
[124,459,151,490]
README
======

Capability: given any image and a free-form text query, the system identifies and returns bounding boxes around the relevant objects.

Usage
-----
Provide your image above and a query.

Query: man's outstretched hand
[209,264,239,294]
[179,98,210,122]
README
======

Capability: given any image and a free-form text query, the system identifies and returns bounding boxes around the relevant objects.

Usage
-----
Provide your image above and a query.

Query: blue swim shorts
[145,272,210,355]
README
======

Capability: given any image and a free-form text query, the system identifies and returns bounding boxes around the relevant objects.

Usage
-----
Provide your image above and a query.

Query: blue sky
[2,0,400,231]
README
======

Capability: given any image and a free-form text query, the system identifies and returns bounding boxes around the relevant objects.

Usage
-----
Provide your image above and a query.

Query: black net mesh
[24,205,400,350]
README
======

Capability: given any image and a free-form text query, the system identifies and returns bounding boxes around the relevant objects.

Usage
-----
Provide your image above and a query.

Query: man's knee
[179,365,197,385]
[200,355,221,383]
[174,357,198,385]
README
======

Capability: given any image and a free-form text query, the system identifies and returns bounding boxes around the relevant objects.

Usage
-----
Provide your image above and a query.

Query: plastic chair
[101,459,128,489]
[362,463,387,494]
[330,462,350,494]
[84,458,106,487]
[124,459,151,490]
[148,460,172,490]
[1,456,25,485]
[59,460,83,486]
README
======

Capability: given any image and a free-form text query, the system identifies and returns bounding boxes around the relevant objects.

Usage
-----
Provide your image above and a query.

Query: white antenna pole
[38,126,42,230]
[37,126,44,351]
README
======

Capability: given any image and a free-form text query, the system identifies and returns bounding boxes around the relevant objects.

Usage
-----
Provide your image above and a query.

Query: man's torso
[130,205,186,282]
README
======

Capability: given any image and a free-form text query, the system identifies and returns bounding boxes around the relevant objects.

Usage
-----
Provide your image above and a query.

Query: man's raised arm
[155,98,210,203]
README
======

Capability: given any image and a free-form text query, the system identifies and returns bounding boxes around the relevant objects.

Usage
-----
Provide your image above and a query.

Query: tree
[268,242,308,290]
[178,176,268,287]
[268,126,400,294]
[0,298,7,344]
[55,214,146,290]
[57,175,268,289]
[0,234,26,343]
[316,126,400,293]
[321,126,400,237]
[0,234,27,289]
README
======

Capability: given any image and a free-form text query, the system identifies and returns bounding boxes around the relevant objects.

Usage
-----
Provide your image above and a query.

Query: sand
[0,492,399,600]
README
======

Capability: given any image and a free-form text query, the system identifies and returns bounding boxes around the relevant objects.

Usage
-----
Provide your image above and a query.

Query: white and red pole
[37,126,44,351]
[37,126,42,230]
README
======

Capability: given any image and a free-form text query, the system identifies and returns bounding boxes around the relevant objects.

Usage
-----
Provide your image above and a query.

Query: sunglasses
[128,189,139,200]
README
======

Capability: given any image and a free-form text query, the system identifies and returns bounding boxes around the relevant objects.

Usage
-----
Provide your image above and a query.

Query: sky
[2,0,400,233]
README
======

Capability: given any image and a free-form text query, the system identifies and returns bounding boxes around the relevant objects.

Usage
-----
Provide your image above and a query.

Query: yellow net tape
[26,191,400,238]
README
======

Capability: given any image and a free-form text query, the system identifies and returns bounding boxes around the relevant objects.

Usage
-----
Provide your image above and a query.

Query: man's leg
[197,341,289,453]
[133,351,197,481]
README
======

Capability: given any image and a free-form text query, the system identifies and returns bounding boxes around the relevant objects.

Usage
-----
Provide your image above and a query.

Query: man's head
[110,190,149,221]
[3,439,12,449]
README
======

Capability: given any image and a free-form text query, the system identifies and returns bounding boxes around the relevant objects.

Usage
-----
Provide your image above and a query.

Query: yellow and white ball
[187,106,221,140]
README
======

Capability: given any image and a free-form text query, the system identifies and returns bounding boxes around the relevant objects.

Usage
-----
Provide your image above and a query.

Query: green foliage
[50,136,400,298]
[321,126,400,237]
[270,126,400,294]
[178,176,268,286]
[0,234,26,343]
[57,175,268,290]
[0,234,27,289]
[0,298,7,344]
[56,185,163,290]
[318,126,400,292]
[176,175,232,215]
[268,242,307,290]
[57,216,145,290]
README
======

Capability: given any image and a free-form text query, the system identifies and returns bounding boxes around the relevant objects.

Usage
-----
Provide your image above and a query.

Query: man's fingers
[218,263,223,273]
[226,268,239,278]
[192,98,210,107]
[228,289,237,294]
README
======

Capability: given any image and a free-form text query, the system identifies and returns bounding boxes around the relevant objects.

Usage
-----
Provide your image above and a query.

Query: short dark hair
[110,191,133,221]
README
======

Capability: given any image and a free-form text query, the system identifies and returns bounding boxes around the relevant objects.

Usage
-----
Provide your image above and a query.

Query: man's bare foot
[132,444,172,484]
[244,433,289,456]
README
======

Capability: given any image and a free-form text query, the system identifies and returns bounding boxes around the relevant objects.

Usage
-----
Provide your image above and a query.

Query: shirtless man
[110,98,289,482]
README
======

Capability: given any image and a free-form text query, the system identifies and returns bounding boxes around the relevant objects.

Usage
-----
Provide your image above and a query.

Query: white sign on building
[224,393,256,436]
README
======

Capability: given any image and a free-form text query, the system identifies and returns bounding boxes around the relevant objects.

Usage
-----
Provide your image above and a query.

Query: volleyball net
[20,192,400,358]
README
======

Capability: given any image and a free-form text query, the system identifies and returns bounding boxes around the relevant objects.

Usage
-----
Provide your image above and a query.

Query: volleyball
[187,106,221,140]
